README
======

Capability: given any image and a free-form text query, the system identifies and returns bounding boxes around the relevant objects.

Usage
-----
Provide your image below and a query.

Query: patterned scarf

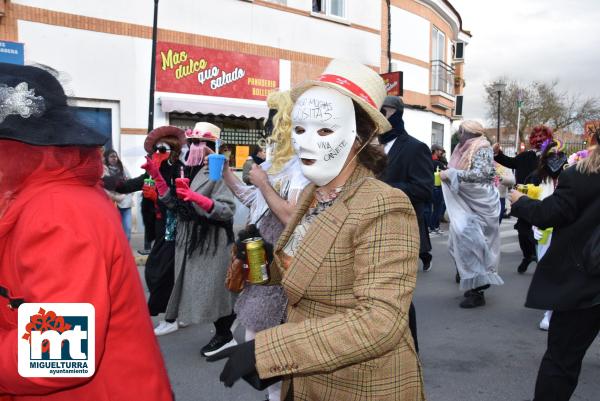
[449,135,490,170]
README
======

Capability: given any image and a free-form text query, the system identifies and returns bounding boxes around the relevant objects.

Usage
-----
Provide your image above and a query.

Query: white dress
[443,147,504,290]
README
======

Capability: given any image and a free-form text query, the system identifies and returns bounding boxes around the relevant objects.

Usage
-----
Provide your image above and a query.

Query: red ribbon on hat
[318,74,376,109]
[187,130,217,140]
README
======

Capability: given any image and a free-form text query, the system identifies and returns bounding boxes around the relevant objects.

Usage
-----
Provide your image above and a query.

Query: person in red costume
[107,126,187,320]
[0,63,173,400]
[148,122,238,360]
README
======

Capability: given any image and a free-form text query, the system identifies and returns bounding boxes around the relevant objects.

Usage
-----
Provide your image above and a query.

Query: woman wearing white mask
[220,90,310,401]
[208,60,425,401]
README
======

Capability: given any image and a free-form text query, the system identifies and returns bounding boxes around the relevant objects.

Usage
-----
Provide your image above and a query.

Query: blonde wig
[266,90,295,174]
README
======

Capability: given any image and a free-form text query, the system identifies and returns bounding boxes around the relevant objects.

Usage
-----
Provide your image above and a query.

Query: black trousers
[516,218,537,261]
[533,304,600,401]
[141,198,156,249]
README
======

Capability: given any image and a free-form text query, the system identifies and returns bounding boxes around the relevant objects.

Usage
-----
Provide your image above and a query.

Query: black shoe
[137,249,151,255]
[460,291,485,308]
[421,253,433,272]
[464,284,490,297]
[517,258,534,274]
[200,333,237,357]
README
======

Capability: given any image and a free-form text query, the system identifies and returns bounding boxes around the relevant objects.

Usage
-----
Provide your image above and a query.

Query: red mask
[152,151,170,165]
[529,127,553,150]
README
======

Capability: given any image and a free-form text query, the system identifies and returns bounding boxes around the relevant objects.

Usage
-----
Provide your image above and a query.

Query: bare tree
[485,79,600,143]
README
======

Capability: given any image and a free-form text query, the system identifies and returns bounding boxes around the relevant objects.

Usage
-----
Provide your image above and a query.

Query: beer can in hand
[243,237,269,284]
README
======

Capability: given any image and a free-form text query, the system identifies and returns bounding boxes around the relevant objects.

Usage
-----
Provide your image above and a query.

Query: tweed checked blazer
[255,165,426,401]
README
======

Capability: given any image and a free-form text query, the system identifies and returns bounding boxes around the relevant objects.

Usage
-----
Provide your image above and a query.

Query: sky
[450,0,600,125]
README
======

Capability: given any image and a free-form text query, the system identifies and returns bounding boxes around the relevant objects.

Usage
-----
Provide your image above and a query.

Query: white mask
[291,87,356,186]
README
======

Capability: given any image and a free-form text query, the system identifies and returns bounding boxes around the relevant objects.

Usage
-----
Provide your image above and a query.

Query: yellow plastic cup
[538,228,553,245]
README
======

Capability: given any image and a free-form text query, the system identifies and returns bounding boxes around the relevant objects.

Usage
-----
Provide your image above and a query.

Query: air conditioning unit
[453,95,464,117]
[453,42,465,60]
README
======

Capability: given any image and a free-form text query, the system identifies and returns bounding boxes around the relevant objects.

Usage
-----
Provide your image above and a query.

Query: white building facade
[0,0,470,174]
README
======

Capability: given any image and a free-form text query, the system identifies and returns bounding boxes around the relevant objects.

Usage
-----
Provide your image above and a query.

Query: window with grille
[432,122,444,147]
[220,129,264,145]
[430,26,454,95]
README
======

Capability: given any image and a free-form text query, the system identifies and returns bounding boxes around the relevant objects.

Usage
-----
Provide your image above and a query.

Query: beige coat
[255,165,426,401]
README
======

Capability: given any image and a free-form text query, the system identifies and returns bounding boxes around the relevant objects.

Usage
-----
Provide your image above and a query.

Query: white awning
[159,95,268,120]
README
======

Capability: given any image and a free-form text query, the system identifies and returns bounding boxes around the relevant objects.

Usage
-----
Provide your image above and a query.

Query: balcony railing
[431,60,455,96]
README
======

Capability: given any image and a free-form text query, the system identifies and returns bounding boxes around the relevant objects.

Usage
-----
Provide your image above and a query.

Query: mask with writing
[292,87,356,186]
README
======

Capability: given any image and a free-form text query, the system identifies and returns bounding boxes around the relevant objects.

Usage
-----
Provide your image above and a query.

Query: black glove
[235,225,275,264]
[241,370,281,391]
[206,340,257,387]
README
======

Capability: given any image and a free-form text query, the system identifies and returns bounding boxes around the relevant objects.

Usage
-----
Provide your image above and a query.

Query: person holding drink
[207,60,425,401]
[146,122,239,359]
[509,130,600,401]
[218,90,309,401]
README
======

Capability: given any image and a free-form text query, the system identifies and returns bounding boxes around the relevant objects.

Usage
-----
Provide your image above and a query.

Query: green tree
[485,79,600,143]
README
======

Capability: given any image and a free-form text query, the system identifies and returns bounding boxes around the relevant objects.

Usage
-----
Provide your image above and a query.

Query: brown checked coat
[255,165,426,401]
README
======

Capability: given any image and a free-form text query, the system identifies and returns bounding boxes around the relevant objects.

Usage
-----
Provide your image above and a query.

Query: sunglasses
[154,145,171,153]
[187,139,205,145]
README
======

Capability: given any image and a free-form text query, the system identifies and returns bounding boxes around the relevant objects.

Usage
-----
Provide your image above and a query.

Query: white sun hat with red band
[185,122,221,142]
[290,59,392,135]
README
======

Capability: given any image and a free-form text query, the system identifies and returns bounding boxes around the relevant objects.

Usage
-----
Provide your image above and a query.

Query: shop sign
[0,41,24,65]
[380,71,403,96]
[156,42,279,101]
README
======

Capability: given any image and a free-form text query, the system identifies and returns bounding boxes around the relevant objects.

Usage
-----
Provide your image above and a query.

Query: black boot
[460,285,489,308]
[460,291,485,308]
[420,252,432,272]
[201,312,237,357]
[517,258,535,274]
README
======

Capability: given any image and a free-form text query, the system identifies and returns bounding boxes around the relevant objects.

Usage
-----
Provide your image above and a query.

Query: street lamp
[148,0,159,133]
[491,81,507,143]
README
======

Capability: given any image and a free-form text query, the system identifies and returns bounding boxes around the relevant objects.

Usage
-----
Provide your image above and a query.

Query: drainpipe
[387,0,392,72]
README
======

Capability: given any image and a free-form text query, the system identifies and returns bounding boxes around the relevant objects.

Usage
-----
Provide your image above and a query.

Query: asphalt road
[132,218,600,401]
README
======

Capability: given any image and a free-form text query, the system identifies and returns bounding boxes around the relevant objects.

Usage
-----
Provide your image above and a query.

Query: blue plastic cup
[208,154,226,181]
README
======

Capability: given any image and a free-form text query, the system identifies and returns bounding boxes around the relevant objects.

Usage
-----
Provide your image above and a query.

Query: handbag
[225,210,269,293]
[225,243,246,293]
